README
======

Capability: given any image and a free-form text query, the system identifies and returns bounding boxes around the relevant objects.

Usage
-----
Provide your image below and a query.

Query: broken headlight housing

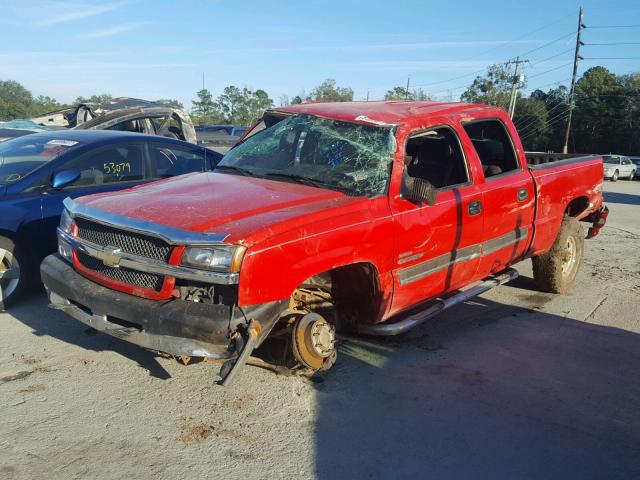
[181,245,246,273]
[58,209,73,261]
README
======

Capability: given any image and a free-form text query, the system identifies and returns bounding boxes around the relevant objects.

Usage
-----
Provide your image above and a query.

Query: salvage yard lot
[1,181,639,480]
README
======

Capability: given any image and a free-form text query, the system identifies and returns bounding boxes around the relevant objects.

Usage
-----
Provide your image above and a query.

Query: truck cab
[40,101,607,384]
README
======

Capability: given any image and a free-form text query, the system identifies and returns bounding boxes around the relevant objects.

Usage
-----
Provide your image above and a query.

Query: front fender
[237,205,395,307]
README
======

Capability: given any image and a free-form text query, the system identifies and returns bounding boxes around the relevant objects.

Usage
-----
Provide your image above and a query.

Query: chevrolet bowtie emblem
[97,246,122,268]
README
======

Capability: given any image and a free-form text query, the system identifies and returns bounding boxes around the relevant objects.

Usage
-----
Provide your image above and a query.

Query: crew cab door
[460,119,535,276]
[389,124,483,316]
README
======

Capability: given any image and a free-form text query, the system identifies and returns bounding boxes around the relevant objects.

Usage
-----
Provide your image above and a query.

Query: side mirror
[51,169,80,189]
[400,170,437,206]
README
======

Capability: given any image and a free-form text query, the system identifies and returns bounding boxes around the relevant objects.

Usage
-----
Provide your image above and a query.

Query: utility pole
[507,57,528,119]
[405,74,411,99]
[366,89,370,102]
[202,72,205,91]
[562,6,585,154]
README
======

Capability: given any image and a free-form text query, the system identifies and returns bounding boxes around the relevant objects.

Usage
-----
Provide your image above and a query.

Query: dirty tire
[611,170,618,182]
[0,236,29,311]
[532,216,584,294]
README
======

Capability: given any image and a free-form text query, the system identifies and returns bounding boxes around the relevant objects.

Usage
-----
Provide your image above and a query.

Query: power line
[516,100,568,134]
[526,62,575,80]
[582,57,640,60]
[410,14,579,89]
[516,30,577,58]
[584,42,640,45]
[514,98,568,132]
[585,24,640,28]
[519,110,571,142]
[527,48,574,67]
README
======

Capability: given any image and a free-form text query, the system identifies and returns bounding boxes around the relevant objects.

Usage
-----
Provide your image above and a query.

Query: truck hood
[75,172,362,243]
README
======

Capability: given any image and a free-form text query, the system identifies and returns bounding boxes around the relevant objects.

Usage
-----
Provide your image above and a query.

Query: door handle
[467,200,482,216]
[517,188,529,202]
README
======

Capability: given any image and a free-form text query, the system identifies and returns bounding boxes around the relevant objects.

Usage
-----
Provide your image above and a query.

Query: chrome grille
[75,218,172,262]
[77,251,165,292]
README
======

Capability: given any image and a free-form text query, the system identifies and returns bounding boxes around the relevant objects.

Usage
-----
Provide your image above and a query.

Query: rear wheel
[611,170,619,182]
[532,216,584,294]
[0,237,28,311]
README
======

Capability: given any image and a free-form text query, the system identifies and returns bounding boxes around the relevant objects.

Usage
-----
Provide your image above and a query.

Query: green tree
[460,63,515,110]
[191,88,223,123]
[156,98,184,109]
[31,95,63,115]
[74,94,113,105]
[512,97,550,151]
[216,86,273,124]
[384,86,430,100]
[306,79,353,102]
[0,80,34,120]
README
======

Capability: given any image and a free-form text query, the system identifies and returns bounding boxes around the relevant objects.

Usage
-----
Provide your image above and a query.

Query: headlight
[181,245,246,273]
[59,209,73,234]
[58,209,74,261]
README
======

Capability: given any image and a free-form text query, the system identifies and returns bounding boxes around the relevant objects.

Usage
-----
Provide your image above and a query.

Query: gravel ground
[1,180,639,480]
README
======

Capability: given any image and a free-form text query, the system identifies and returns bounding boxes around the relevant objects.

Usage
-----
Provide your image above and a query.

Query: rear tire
[611,170,619,182]
[0,237,29,311]
[532,216,584,294]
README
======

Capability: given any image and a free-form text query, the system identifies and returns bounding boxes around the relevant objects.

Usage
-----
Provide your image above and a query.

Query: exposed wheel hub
[292,312,336,370]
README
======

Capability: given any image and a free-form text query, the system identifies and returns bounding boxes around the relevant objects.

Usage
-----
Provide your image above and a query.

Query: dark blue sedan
[0,130,222,309]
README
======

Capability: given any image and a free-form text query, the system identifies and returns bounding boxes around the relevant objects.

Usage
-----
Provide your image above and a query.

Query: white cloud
[36,1,126,26]
[80,21,150,38]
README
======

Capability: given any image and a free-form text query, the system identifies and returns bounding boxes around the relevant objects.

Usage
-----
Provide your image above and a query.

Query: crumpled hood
[76,172,362,244]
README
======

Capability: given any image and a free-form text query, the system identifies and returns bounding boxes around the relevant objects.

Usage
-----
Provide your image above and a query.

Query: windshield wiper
[262,172,350,193]
[214,165,255,176]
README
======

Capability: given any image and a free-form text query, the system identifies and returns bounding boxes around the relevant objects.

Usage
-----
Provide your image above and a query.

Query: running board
[359,268,519,336]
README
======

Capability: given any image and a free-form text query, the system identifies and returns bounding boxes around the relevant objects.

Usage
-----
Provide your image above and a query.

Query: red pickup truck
[41,101,608,384]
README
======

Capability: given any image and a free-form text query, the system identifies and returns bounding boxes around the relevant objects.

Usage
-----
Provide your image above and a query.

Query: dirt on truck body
[40,100,608,385]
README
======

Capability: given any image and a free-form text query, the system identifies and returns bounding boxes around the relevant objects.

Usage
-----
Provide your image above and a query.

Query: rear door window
[150,144,206,178]
[64,144,146,186]
[462,119,519,178]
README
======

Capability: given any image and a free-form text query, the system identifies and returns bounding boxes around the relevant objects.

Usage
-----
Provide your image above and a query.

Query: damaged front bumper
[40,254,287,380]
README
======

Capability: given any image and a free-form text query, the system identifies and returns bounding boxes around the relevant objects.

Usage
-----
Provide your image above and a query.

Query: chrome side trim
[399,244,482,286]
[483,226,528,256]
[398,227,529,286]
[59,228,239,285]
[63,197,228,245]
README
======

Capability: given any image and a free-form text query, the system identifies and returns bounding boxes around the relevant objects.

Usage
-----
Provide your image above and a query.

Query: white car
[631,156,640,180]
[603,155,635,181]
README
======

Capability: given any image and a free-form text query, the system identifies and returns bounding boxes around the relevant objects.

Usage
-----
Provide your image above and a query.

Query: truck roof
[274,100,503,126]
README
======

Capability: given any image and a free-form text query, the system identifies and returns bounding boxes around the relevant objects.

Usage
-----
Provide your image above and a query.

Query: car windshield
[0,136,80,184]
[603,157,618,164]
[217,114,395,196]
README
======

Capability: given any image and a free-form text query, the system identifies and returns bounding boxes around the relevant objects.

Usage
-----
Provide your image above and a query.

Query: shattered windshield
[217,114,395,196]
[0,136,79,184]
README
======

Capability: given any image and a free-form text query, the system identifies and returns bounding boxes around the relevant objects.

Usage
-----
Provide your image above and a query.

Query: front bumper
[40,254,286,360]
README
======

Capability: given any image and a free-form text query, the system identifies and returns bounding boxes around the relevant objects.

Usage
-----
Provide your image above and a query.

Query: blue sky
[1,0,638,109]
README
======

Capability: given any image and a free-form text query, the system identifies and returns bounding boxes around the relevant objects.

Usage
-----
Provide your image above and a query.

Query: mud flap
[219,319,260,386]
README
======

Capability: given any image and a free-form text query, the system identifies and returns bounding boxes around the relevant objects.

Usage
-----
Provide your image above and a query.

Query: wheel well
[298,263,381,330]
[565,196,590,218]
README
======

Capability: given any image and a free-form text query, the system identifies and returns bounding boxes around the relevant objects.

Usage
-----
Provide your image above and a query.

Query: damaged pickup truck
[40,101,608,384]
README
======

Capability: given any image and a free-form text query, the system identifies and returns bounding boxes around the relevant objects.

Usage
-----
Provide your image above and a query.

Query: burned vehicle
[41,101,608,385]
[31,98,197,144]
